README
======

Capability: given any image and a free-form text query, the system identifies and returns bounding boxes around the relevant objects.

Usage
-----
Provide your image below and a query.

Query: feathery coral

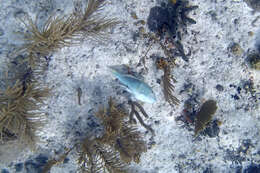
[0,80,48,146]
[77,98,147,172]
[156,58,179,106]
[18,0,118,69]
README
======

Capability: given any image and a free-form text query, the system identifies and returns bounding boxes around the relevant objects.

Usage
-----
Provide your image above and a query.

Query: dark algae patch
[194,100,217,136]
[247,52,260,70]
[245,0,260,12]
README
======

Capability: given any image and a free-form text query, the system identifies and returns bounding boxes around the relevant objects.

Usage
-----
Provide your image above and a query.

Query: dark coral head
[147,1,197,37]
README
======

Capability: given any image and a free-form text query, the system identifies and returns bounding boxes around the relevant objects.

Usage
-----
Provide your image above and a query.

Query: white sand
[0,0,259,172]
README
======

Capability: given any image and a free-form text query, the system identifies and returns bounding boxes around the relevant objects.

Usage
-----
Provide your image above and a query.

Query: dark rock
[202,120,220,138]
[1,169,9,173]
[147,1,197,37]
[35,154,48,165]
[231,94,240,100]
[63,158,69,164]
[25,154,48,173]
[15,163,23,172]
[245,0,260,12]
[203,167,213,173]
[154,120,160,124]
[216,84,224,91]
[243,164,260,173]
[0,28,4,37]
[237,87,242,94]
[224,149,245,164]
[147,6,171,33]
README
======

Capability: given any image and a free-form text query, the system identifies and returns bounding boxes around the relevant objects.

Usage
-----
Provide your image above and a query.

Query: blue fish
[109,67,156,103]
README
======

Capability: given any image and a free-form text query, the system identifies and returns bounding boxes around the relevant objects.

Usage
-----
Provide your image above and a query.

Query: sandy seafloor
[0,0,260,173]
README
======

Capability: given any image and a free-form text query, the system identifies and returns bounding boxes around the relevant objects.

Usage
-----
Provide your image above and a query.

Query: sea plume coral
[0,80,48,146]
[18,0,118,69]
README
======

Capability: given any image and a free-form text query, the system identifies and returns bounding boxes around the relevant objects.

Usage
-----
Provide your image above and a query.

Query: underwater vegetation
[176,97,220,137]
[156,57,179,106]
[18,0,118,69]
[78,138,129,173]
[0,80,48,146]
[247,52,260,70]
[194,100,218,136]
[0,0,117,150]
[31,98,148,172]
[78,98,147,173]
[131,0,198,109]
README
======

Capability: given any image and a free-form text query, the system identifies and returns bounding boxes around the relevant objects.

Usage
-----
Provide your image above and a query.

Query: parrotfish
[109,67,156,103]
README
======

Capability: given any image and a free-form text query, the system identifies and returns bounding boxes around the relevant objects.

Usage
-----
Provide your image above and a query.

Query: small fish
[109,67,156,103]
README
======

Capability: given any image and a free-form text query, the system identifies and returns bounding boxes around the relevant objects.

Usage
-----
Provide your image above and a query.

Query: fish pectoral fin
[125,86,133,94]
[119,84,133,93]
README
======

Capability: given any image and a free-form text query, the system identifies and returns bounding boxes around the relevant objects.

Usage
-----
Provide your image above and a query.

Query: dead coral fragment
[194,100,217,136]
[19,0,118,68]
[156,58,179,106]
[128,100,155,136]
[0,80,49,146]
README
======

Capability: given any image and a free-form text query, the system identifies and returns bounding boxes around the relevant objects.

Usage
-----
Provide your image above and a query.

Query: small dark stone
[154,120,160,124]
[230,84,236,88]
[203,167,213,173]
[15,163,23,172]
[216,84,224,91]
[233,165,243,173]
[232,94,240,100]
[225,149,245,164]
[233,18,239,25]
[87,119,100,129]
[243,164,260,173]
[25,154,48,173]
[0,28,4,36]
[35,154,48,166]
[156,79,161,84]
[1,169,9,173]
[237,87,242,94]
[63,158,69,164]
[208,10,217,21]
